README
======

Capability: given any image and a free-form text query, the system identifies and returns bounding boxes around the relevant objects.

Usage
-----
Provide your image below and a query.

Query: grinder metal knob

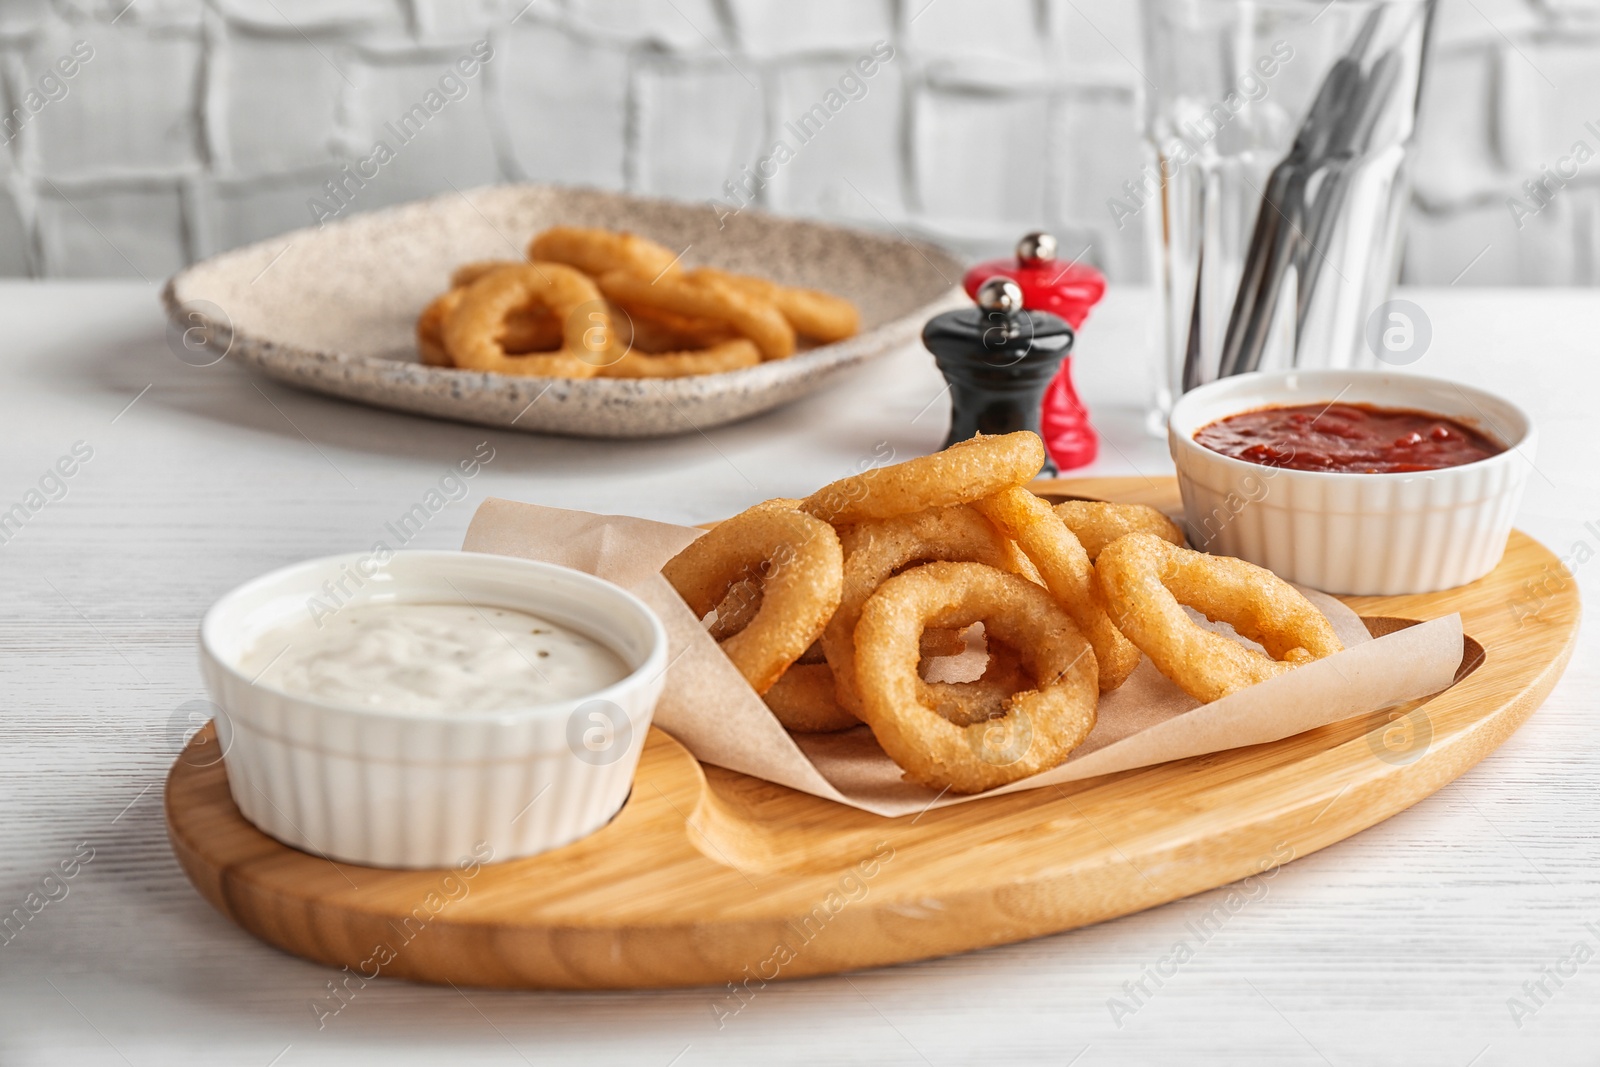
[1016,231,1057,267]
[975,276,1024,315]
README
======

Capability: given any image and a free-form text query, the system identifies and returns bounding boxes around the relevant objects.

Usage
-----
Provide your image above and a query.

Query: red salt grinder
[962,232,1106,470]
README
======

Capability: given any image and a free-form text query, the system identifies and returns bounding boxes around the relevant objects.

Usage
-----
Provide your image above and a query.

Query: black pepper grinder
[923,276,1074,475]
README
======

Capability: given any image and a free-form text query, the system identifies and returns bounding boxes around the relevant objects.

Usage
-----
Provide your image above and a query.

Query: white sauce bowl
[1168,370,1536,595]
[198,550,668,868]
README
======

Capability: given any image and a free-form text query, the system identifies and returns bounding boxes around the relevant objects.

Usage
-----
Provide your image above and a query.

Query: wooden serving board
[166,478,1581,989]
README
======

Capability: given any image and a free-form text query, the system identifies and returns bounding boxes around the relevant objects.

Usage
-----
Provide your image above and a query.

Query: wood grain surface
[164,477,1580,990]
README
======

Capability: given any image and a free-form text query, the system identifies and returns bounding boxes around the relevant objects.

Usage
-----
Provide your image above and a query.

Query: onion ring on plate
[527,226,682,280]
[1054,500,1184,559]
[597,269,795,361]
[854,561,1098,794]
[421,285,563,367]
[688,267,859,343]
[598,339,761,378]
[662,505,843,694]
[763,662,859,733]
[628,304,737,353]
[801,432,1046,525]
[449,259,520,289]
[1096,532,1343,703]
[421,263,565,362]
[497,306,564,354]
[823,504,1038,713]
[974,487,1141,692]
[443,262,613,378]
[416,289,459,367]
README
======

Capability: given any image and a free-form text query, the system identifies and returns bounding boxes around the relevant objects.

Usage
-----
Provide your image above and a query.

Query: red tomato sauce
[1194,402,1505,474]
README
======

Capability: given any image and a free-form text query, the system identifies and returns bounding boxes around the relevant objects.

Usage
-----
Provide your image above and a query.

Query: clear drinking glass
[1139,0,1434,428]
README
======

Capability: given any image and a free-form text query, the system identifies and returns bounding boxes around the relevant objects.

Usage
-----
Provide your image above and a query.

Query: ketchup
[1194,402,1504,474]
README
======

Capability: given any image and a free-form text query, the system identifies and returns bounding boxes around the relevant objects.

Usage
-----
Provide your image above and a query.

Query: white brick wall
[0,0,1593,283]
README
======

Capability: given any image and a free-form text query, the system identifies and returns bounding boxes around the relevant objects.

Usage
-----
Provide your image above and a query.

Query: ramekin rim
[1168,369,1536,482]
[199,549,670,726]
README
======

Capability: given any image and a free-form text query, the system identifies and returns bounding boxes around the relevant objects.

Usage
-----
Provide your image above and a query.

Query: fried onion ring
[662,506,843,694]
[1054,500,1184,559]
[1096,532,1343,703]
[763,662,859,733]
[770,646,1043,734]
[598,339,761,378]
[418,264,566,365]
[715,575,963,662]
[920,640,1034,727]
[449,259,518,289]
[527,226,682,280]
[442,262,614,378]
[628,304,738,353]
[824,504,1038,713]
[689,267,859,343]
[918,626,969,659]
[416,289,459,367]
[597,269,795,361]
[854,561,1098,793]
[422,286,562,366]
[423,295,562,366]
[801,432,1046,525]
[974,487,1141,692]
[705,578,762,643]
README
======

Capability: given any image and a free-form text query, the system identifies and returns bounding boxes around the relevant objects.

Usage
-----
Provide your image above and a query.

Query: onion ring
[768,645,1037,734]
[698,499,806,642]
[662,506,843,694]
[974,487,1141,691]
[416,290,459,367]
[763,662,859,733]
[853,561,1098,794]
[597,269,795,361]
[449,259,519,289]
[801,432,1046,525]
[715,575,965,663]
[918,626,969,659]
[527,226,682,280]
[628,304,738,353]
[442,262,612,378]
[1096,532,1343,703]
[1054,500,1184,559]
[823,504,1038,713]
[705,578,762,643]
[422,285,562,366]
[920,640,1034,727]
[599,339,761,378]
[418,264,565,365]
[689,267,859,343]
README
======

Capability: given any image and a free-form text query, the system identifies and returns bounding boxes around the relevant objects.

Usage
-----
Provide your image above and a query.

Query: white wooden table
[1,283,1594,1066]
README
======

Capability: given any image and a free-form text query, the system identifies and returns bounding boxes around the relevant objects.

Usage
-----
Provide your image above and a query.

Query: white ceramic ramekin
[1169,369,1536,595]
[199,550,668,869]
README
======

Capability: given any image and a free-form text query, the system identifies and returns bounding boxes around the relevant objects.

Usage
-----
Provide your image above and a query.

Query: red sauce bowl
[1167,370,1536,594]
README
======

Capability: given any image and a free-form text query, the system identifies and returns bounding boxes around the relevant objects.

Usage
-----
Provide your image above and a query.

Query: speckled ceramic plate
[162,185,964,438]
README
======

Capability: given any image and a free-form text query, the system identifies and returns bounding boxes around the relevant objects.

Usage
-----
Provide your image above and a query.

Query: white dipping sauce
[242,602,628,714]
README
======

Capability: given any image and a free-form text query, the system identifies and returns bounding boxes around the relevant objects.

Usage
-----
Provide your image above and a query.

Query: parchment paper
[464,498,1465,817]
